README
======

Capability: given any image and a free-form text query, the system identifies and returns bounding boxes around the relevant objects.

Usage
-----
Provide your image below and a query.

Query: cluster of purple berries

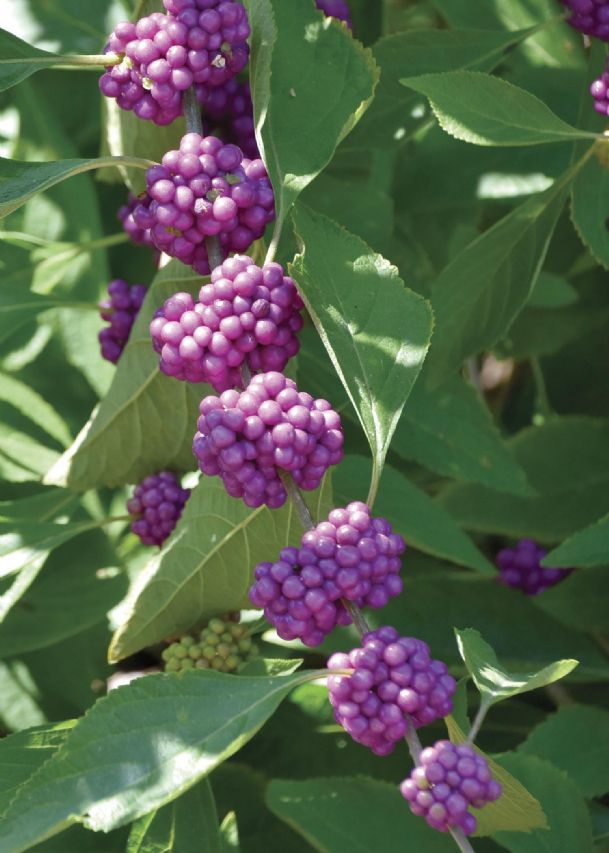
[98,279,147,363]
[99,2,249,125]
[563,0,609,40]
[496,538,571,595]
[131,133,274,274]
[128,471,191,546]
[193,371,344,508]
[249,503,405,646]
[316,0,353,27]
[150,256,303,390]
[199,79,258,159]
[119,192,156,249]
[401,740,502,835]
[326,627,456,756]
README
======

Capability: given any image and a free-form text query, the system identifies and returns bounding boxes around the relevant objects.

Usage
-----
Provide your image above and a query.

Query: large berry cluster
[128,471,191,546]
[326,627,457,755]
[496,538,571,595]
[316,0,353,27]
[150,256,303,390]
[200,79,258,158]
[249,504,405,646]
[162,614,255,672]
[401,741,502,835]
[100,2,249,124]
[99,279,147,363]
[132,133,274,273]
[562,0,609,40]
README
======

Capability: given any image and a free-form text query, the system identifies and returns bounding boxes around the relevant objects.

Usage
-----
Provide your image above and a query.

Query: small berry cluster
[250,504,405,646]
[132,133,274,274]
[401,741,502,835]
[99,279,147,363]
[162,614,255,672]
[119,192,156,249]
[496,538,571,595]
[316,0,353,27]
[326,627,456,755]
[199,78,258,158]
[193,371,344,508]
[563,0,609,40]
[128,471,191,546]
[150,256,303,389]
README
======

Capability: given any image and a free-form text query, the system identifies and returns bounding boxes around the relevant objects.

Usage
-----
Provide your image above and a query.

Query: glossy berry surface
[199,78,258,159]
[316,0,352,26]
[401,740,502,835]
[591,69,609,114]
[99,279,147,363]
[327,626,456,755]
[496,538,572,595]
[119,192,156,247]
[193,371,344,508]
[249,503,406,646]
[150,257,303,391]
[135,133,275,274]
[162,613,255,672]
[562,0,609,40]
[128,471,190,546]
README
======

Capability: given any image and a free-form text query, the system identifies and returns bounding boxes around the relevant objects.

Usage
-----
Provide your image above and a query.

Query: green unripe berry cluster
[162,614,256,674]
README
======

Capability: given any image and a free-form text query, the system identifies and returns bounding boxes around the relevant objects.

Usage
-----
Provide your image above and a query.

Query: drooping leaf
[0,26,61,94]
[0,372,71,448]
[542,510,609,568]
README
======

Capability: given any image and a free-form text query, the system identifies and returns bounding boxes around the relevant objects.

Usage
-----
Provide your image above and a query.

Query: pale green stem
[184,86,203,135]
[366,461,380,510]
[466,699,491,745]
[264,219,282,264]
[530,357,553,420]
[1,53,120,68]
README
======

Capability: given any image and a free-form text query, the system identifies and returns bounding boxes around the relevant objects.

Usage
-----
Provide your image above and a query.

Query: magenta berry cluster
[199,78,258,159]
[128,471,190,547]
[249,503,405,646]
[496,538,571,596]
[562,0,609,40]
[193,371,344,508]
[133,133,274,274]
[99,279,147,364]
[316,0,352,27]
[326,627,457,756]
[401,740,502,835]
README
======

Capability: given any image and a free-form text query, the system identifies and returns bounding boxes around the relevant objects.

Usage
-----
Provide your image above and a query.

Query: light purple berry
[400,740,502,835]
[496,539,572,596]
[562,0,609,40]
[128,470,191,546]
[249,503,406,646]
[99,279,147,364]
[327,627,456,755]
[316,0,352,27]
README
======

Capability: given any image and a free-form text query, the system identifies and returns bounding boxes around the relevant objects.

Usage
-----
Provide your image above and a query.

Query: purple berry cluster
[132,133,274,274]
[401,741,502,835]
[193,371,344,508]
[128,471,191,546]
[563,0,609,40]
[99,279,147,363]
[119,192,156,249]
[316,0,352,27]
[199,78,258,159]
[150,256,303,390]
[249,503,405,646]
[496,538,571,595]
[591,69,609,114]
[326,627,456,756]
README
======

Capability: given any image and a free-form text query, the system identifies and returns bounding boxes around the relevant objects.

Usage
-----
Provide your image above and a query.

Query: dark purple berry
[193,371,344,508]
[128,471,191,546]
[249,503,406,646]
[496,539,572,595]
[316,0,352,27]
[327,627,456,755]
[562,0,609,40]
[99,279,147,364]
[401,740,502,835]
[199,78,258,159]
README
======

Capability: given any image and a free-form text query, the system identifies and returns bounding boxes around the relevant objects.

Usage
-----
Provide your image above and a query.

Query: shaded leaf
[542,510,609,568]
[0,26,60,93]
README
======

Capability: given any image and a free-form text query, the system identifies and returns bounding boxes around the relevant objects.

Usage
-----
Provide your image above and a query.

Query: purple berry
[118,192,158,252]
[99,279,147,364]
[249,503,406,646]
[316,0,352,27]
[590,66,609,114]
[496,539,572,596]
[136,133,275,273]
[327,628,456,755]
[128,470,191,546]
[562,0,609,40]
[150,256,303,390]
[198,78,258,159]
[193,372,344,507]
[400,740,502,835]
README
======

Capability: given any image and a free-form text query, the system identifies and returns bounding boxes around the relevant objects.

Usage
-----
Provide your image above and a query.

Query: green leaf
[0,489,78,522]
[0,372,71,447]
[445,717,547,836]
[0,423,60,483]
[291,203,433,494]
[239,658,303,677]
[571,148,609,271]
[44,262,204,491]
[401,71,594,147]
[455,627,578,706]
[245,0,378,230]
[219,811,240,852]
[542,510,609,568]
[494,753,594,852]
[0,288,66,345]
[527,272,578,309]
[127,781,221,853]
[520,705,609,798]
[267,777,455,852]
[0,26,61,93]
[109,475,332,662]
[534,567,609,634]
[335,455,495,574]
[0,669,324,851]
[427,163,580,382]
